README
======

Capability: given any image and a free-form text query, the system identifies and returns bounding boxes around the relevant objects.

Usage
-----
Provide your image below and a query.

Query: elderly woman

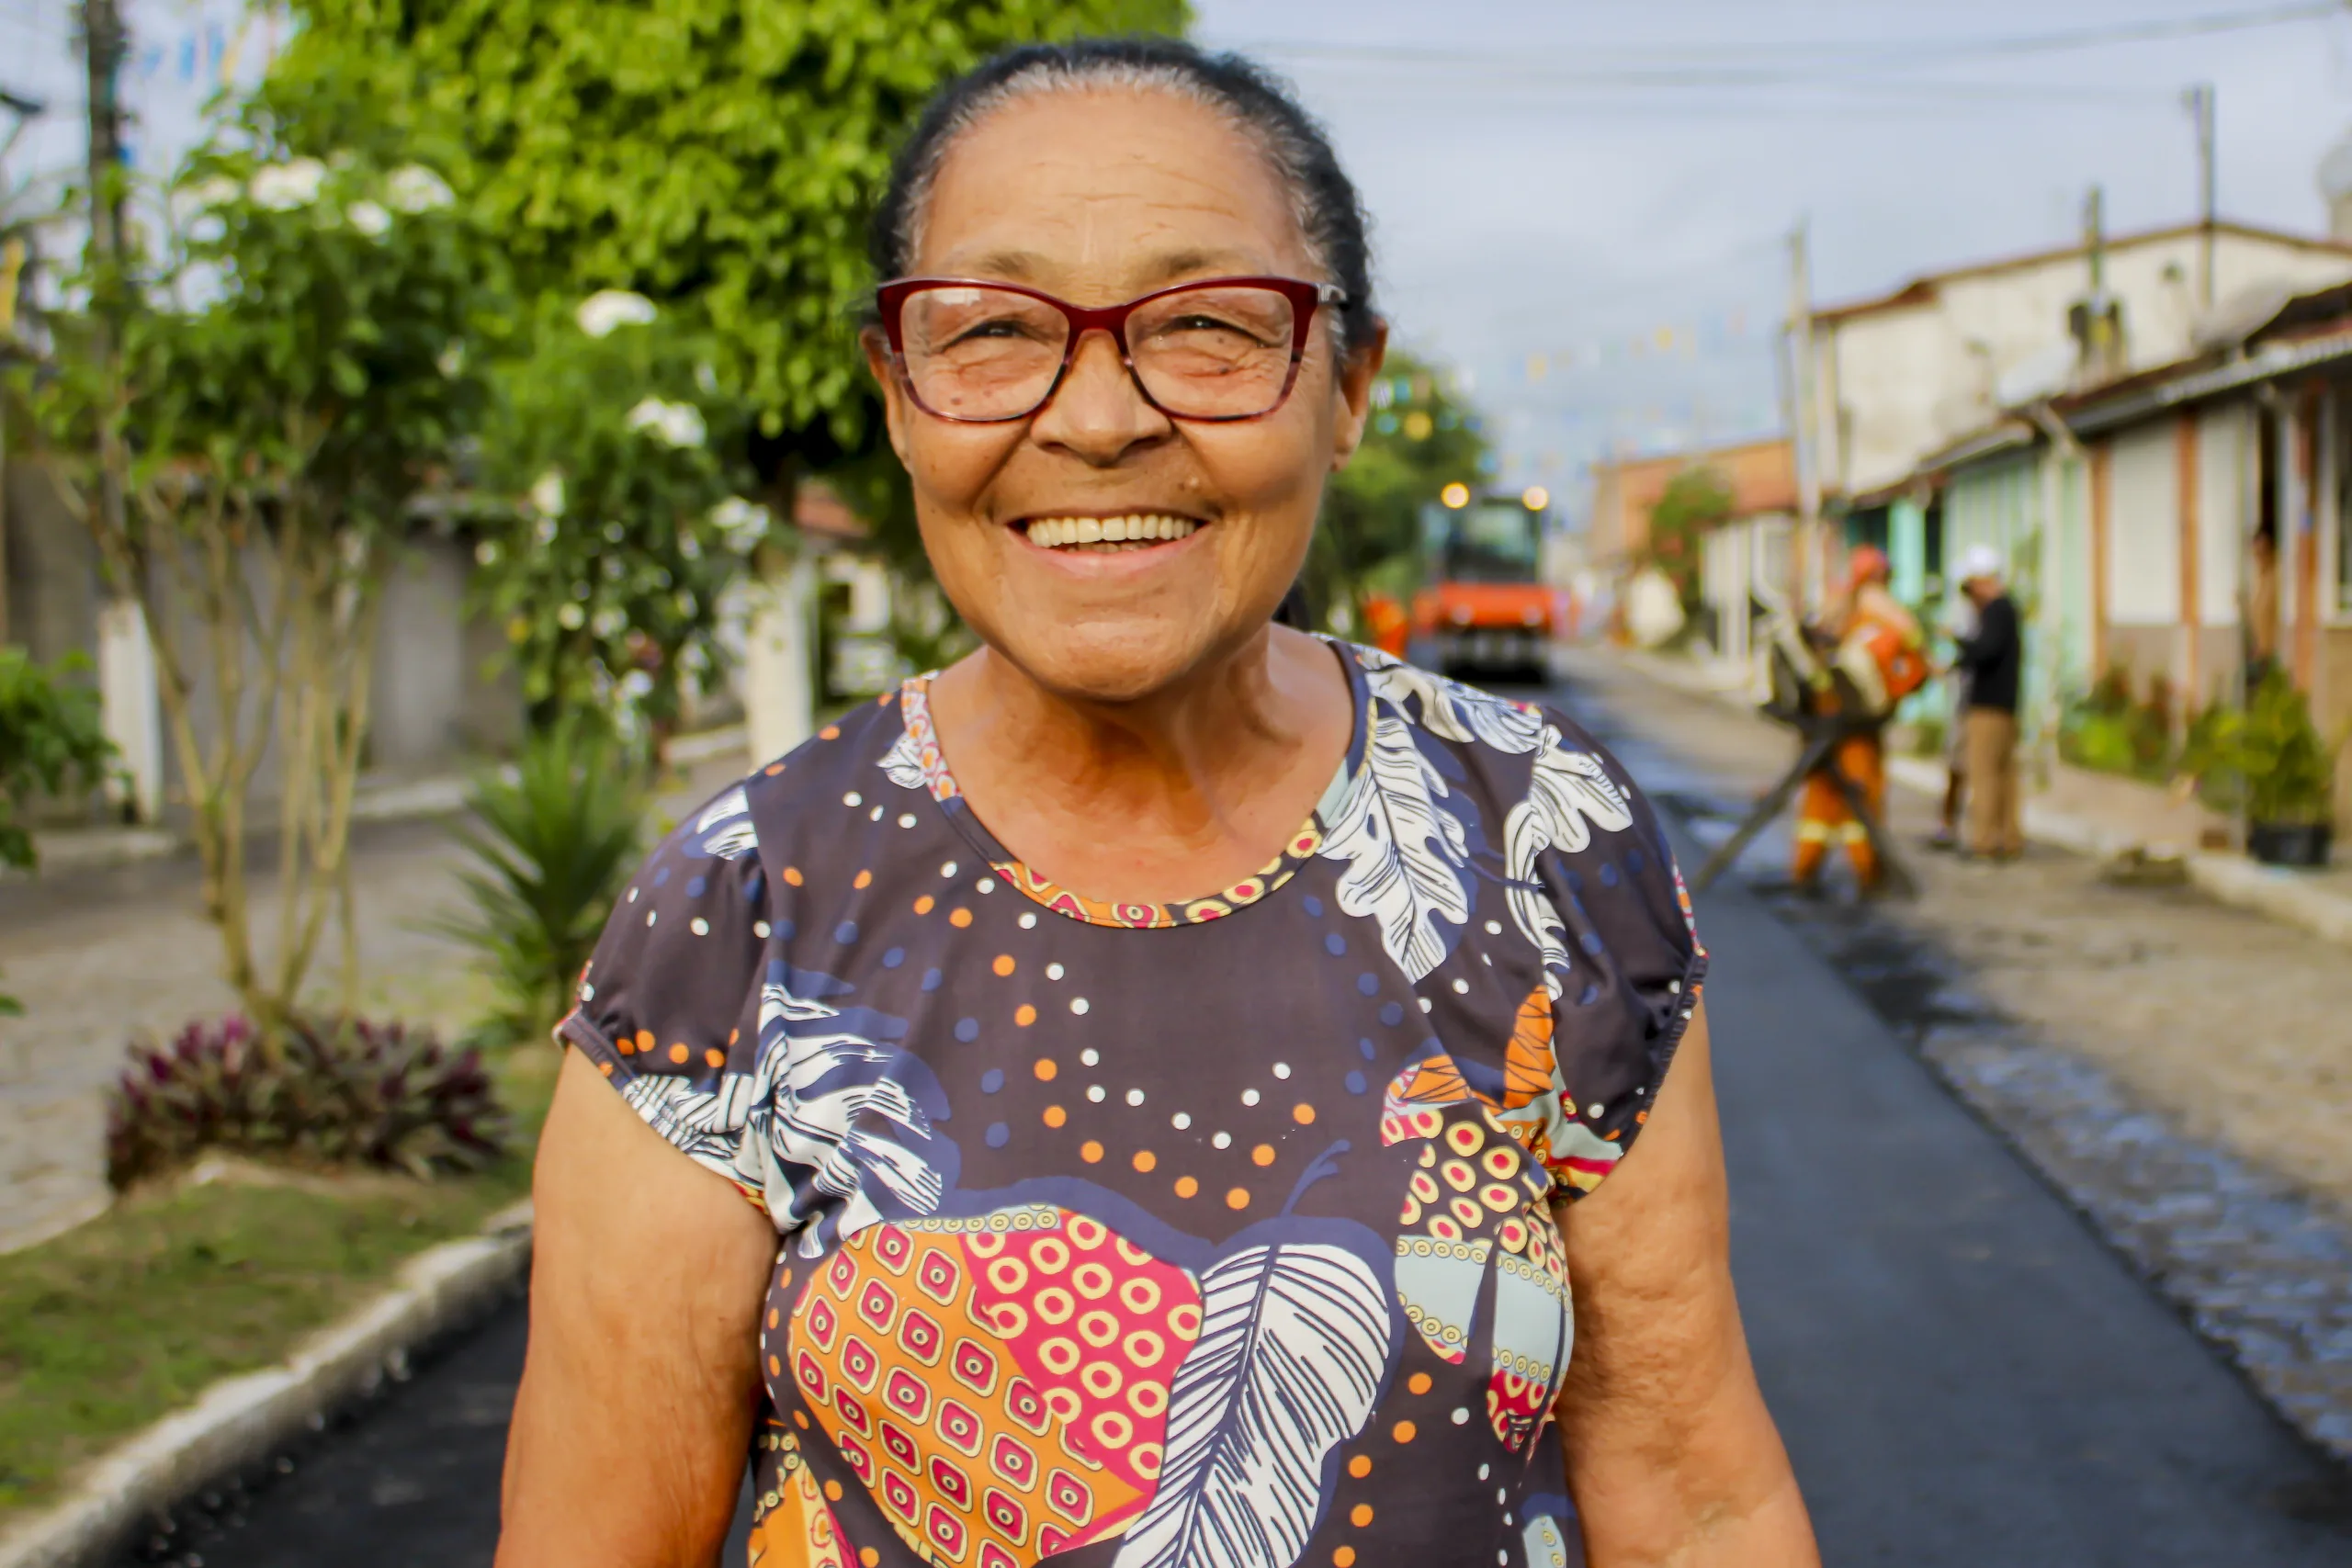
[499,38,1816,1568]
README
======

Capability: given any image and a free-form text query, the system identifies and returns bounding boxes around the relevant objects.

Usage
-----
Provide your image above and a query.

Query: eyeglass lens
[898,284,1301,420]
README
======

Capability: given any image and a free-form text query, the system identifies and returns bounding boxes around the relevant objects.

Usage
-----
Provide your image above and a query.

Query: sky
[3,2,2349,520]
[1193,0,2352,511]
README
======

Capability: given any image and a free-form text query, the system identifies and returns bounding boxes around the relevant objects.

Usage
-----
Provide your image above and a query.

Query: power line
[1221,2,2348,79]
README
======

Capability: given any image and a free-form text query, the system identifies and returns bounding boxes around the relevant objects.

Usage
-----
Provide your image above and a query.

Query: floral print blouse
[559,639,1705,1568]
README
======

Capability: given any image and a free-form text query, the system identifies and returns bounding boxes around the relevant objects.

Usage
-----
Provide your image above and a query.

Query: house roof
[1590,436,1798,520]
[1811,220,2352,328]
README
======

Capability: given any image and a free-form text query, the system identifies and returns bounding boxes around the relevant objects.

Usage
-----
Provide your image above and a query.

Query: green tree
[28,99,501,1037]
[269,0,1189,447]
[0,649,113,1014]
[473,291,763,745]
[1645,465,1731,614]
[1307,350,1489,630]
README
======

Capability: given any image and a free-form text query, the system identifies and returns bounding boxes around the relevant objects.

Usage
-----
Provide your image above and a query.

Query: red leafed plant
[107,1014,507,1189]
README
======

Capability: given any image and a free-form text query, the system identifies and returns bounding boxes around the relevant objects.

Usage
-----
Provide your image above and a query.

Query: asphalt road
[128,682,2352,1568]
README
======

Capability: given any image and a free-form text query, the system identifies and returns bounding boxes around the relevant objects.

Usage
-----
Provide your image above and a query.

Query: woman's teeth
[1025,514,1199,552]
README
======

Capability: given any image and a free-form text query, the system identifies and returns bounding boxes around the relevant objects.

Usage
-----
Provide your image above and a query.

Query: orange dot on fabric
[1251,1145,1277,1167]
[634,1029,654,1055]
[794,1410,809,1430]
[854,869,873,890]
[1226,1188,1250,1211]
[668,1043,690,1065]
[1035,1058,1058,1081]
[1392,1419,1417,1443]
[768,1355,781,1377]
[819,725,841,740]
[1350,1505,1374,1529]
[1347,1455,1372,1479]
[763,762,786,776]
[597,1059,614,1077]
[859,1550,877,1568]
[778,1269,792,1291]
[822,1479,841,1500]
[1080,1140,1104,1164]
[1016,1004,1037,1027]
[767,1307,779,1329]
[1335,1551,1358,1568]
[1294,1103,1317,1125]
[1044,1105,1067,1128]
[1175,1176,1199,1199]
[914,894,935,915]
[705,1047,725,1069]
[1408,1371,1433,1395]
[950,908,974,928]
[729,1028,740,1045]
[783,866,804,887]
[993,954,1016,976]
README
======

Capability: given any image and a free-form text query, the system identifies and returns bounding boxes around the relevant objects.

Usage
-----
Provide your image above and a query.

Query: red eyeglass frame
[873,275,1348,424]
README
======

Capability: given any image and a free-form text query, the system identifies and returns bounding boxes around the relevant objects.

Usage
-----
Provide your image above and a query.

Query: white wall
[2107,424,2180,627]
[1817,229,2352,499]
[2197,405,2246,628]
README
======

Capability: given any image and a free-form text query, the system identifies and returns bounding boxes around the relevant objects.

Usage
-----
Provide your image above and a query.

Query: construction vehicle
[1408,487,1562,683]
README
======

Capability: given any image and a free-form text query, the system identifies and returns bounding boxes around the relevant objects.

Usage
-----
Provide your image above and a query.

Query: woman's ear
[1331,319,1390,473]
[863,328,915,467]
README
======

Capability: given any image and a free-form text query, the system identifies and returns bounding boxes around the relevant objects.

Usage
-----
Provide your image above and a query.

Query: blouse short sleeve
[1516,706,1707,1201]
[555,782,774,1208]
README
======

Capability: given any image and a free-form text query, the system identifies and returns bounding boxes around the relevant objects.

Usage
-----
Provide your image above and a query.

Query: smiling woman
[497,37,1816,1568]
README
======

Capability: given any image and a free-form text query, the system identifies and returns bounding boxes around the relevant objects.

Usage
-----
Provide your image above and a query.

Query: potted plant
[2180,670,2347,868]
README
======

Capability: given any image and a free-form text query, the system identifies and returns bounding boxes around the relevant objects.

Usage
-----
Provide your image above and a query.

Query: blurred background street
[3,3,2352,1566]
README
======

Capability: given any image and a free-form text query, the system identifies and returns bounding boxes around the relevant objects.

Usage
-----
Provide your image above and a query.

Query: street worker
[1929,581,1979,852]
[1952,545,2025,860]
[1792,545,1925,894]
[499,36,1819,1568]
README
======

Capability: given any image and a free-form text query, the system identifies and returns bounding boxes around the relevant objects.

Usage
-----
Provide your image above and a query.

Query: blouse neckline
[888,637,1370,930]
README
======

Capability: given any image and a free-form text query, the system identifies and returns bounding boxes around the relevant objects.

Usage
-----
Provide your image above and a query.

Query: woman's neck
[922,625,1353,906]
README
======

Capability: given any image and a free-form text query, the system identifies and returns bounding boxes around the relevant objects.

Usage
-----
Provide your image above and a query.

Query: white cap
[1957,544,2003,583]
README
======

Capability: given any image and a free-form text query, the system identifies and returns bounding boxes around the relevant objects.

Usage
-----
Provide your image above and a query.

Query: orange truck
[1408,491,1561,683]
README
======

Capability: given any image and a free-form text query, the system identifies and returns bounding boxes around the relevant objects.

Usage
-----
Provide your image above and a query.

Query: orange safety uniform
[1793,568,1922,891]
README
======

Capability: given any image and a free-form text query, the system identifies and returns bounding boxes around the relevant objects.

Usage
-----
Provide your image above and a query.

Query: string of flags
[130,9,265,90]
[1522,307,1762,382]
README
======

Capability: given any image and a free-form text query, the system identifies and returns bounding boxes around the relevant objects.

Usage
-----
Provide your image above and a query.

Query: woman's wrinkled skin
[497,79,1817,1568]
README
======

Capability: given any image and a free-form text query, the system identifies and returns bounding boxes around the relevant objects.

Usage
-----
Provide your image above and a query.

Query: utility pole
[79,0,128,542]
[1784,218,1821,617]
[2184,83,2216,312]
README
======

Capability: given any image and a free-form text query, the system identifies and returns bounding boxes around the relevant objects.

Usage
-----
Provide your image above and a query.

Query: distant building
[1587,437,1796,675]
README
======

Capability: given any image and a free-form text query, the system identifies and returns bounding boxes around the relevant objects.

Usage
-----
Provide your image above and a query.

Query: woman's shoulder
[1338,640,1637,797]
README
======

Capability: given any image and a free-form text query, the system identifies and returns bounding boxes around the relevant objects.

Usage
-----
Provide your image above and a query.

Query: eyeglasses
[875,276,1347,424]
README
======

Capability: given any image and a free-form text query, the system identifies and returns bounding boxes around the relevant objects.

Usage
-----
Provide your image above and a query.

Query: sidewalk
[1617,646,2352,949]
[0,732,752,1256]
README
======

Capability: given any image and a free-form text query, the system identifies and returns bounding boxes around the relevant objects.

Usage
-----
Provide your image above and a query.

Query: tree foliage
[1306,350,1489,628]
[28,91,503,1038]
[1645,465,1731,611]
[473,292,763,739]
[271,0,1190,444]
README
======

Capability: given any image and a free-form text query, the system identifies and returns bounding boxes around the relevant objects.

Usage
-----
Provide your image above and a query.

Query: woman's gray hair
[869,37,1378,361]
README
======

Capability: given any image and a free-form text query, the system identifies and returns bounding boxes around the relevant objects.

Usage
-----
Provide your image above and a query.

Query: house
[1586,438,1798,676]
[1895,280,2352,825]
[1808,220,2352,636]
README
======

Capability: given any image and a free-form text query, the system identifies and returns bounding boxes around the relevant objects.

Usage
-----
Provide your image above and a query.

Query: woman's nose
[1028,328,1172,464]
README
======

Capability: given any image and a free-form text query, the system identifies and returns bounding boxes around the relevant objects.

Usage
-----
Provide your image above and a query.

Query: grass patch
[0,1042,562,1520]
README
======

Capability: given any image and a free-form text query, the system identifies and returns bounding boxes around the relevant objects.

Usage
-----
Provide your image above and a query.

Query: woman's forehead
[915,87,1313,290]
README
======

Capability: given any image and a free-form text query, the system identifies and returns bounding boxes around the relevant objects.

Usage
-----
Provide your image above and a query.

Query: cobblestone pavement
[1556,647,2352,1466]
[0,756,745,1254]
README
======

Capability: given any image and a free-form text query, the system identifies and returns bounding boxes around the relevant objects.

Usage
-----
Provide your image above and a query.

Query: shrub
[436,717,648,1052]
[2060,667,2174,782]
[2179,669,2347,825]
[107,1015,506,1189]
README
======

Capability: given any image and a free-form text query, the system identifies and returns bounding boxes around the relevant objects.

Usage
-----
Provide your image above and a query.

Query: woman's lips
[1019,513,1202,553]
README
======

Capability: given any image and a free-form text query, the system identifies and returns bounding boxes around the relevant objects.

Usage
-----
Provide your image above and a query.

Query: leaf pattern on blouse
[1503,727,1636,998]
[1317,701,1472,983]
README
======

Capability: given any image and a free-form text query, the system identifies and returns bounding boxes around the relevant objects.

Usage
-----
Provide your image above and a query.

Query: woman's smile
[1015,511,1204,555]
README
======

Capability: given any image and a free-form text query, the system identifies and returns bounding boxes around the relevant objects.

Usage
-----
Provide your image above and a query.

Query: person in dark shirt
[1951,546,2023,860]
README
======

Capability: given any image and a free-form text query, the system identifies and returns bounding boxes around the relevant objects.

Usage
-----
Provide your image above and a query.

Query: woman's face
[867,87,1383,705]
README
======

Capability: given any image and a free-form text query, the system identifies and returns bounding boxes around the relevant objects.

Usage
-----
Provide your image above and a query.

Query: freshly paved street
[121,670,2352,1567]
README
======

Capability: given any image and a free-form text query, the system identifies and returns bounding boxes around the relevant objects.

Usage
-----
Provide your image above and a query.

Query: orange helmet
[1846,545,1891,591]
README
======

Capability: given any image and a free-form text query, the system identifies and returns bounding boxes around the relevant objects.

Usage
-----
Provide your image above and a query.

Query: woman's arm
[498,1048,780,1568]
[1553,1006,1820,1568]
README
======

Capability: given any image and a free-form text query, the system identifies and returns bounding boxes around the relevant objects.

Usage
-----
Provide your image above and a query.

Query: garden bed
[0,1043,558,1523]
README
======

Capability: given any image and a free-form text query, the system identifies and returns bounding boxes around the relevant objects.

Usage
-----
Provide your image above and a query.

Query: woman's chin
[988,615,1244,706]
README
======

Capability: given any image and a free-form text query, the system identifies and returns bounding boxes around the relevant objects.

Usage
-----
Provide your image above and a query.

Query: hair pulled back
[868,36,1378,360]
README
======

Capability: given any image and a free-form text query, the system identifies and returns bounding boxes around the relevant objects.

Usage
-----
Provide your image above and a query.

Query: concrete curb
[0,1199,534,1568]
[1611,647,2352,952]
